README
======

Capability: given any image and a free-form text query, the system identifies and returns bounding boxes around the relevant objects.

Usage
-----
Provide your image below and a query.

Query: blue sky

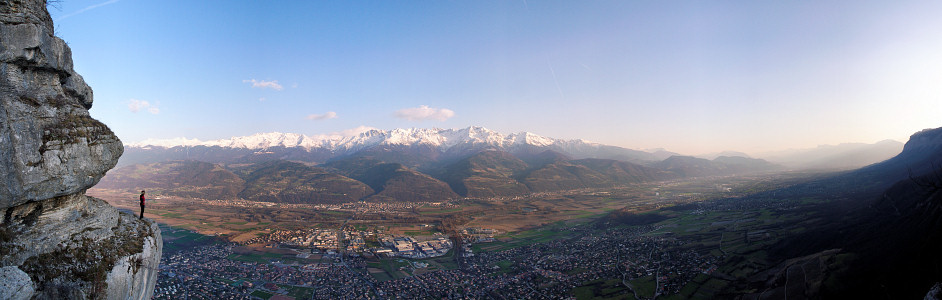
[49,0,942,154]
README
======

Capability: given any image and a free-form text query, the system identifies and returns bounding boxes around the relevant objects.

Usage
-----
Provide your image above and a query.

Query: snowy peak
[121,127,670,166]
[127,126,579,152]
[510,131,556,147]
[205,132,304,149]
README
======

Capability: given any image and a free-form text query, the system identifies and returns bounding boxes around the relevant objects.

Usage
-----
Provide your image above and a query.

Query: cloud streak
[394,105,455,121]
[305,111,337,121]
[128,99,159,114]
[55,0,121,21]
[243,79,283,91]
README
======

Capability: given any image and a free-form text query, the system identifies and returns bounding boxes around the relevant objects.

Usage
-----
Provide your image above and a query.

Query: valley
[89,126,942,299]
[89,173,806,242]
[91,172,841,299]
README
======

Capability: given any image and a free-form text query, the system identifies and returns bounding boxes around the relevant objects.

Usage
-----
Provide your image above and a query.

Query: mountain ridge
[757,139,903,170]
[131,127,583,151]
[126,126,663,163]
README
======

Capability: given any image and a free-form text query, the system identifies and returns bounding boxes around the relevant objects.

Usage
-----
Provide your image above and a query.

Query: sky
[48,0,942,155]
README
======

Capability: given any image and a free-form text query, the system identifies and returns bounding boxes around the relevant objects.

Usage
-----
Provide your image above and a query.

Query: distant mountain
[438,150,530,198]
[429,149,669,197]
[519,161,610,192]
[698,150,751,160]
[96,148,677,203]
[758,140,903,170]
[788,131,942,196]
[572,158,673,183]
[652,156,720,177]
[516,150,572,168]
[235,160,373,204]
[511,150,670,191]
[324,158,458,202]
[644,148,683,161]
[96,161,245,200]
[651,155,781,177]
[712,156,782,173]
[840,131,942,192]
[122,126,665,166]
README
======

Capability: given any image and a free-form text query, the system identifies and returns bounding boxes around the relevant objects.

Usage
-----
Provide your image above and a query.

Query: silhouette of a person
[139,190,146,219]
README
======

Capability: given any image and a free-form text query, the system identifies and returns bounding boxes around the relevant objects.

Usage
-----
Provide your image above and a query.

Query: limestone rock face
[0,0,118,209]
[0,0,161,299]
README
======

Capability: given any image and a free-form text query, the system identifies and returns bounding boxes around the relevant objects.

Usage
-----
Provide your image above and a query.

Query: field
[159,223,222,255]
[92,173,742,240]
[89,188,277,241]
[367,259,412,281]
[249,290,272,299]
[472,221,579,253]
[277,284,315,299]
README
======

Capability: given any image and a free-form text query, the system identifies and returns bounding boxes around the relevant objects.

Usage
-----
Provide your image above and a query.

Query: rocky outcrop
[0,0,161,299]
[903,127,942,154]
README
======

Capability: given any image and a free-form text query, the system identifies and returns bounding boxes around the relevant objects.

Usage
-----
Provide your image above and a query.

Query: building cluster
[241,226,457,260]
[287,229,340,251]
[377,236,452,258]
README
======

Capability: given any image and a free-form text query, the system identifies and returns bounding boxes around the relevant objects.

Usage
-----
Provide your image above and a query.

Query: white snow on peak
[508,131,555,147]
[126,126,598,152]
[201,132,305,149]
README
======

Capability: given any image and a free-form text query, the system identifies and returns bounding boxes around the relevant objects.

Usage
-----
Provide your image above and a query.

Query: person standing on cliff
[139,190,146,219]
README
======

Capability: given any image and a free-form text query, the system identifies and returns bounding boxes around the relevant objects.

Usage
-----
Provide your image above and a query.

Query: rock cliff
[0,0,161,299]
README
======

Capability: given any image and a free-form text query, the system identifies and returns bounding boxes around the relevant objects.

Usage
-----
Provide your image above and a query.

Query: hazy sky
[49,1,942,154]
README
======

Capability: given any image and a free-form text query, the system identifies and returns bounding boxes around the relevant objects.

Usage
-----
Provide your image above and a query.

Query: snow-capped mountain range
[129,126,643,157]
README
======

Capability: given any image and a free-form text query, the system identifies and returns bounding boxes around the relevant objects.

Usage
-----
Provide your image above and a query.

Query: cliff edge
[0,0,161,299]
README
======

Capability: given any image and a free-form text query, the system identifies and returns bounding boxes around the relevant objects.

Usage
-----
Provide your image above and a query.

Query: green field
[160,212,184,218]
[250,290,273,299]
[629,275,657,298]
[418,248,458,270]
[369,270,394,281]
[494,260,514,274]
[277,284,314,299]
[368,259,413,280]
[418,207,463,215]
[473,224,575,253]
[160,224,220,254]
